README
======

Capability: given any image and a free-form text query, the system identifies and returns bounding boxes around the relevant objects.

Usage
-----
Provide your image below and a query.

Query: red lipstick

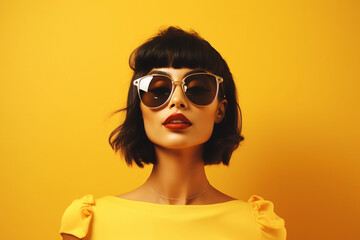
[163,113,192,129]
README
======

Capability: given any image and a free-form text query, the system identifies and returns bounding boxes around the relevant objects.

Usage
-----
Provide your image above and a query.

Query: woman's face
[140,67,227,150]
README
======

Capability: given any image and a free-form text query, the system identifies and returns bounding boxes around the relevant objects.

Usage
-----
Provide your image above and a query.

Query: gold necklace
[147,181,210,200]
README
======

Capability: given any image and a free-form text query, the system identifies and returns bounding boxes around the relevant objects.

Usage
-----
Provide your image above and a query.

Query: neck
[146,145,210,205]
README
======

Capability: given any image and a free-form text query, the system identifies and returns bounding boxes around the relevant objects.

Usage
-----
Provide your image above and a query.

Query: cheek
[143,116,156,138]
[140,105,162,141]
[199,111,217,136]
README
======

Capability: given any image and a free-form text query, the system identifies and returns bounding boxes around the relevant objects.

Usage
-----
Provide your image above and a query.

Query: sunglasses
[133,72,224,109]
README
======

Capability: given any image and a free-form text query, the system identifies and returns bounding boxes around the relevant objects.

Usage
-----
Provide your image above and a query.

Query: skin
[62,67,236,240]
[117,68,237,205]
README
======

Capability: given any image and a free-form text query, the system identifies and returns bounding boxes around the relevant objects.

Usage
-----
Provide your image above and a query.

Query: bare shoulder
[115,189,142,200]
[61,233,81,240]
[115,184,149,201]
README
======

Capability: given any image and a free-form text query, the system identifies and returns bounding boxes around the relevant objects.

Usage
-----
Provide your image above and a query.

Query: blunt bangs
[132,27,222,75]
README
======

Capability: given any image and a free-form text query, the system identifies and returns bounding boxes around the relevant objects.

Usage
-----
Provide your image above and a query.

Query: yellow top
[59,194,286,240]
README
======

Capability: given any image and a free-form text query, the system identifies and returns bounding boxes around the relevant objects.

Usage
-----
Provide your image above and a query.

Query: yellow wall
[1,0,359,239]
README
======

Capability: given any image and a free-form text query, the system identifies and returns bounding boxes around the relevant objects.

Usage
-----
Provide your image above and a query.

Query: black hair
[109,26,244,168]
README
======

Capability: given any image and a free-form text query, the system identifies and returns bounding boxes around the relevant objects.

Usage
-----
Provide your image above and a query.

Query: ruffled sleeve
[59,194,95,239]
[248,195,287,240]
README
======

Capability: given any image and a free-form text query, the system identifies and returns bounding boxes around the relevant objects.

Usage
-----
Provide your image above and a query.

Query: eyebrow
[148,69,207,77]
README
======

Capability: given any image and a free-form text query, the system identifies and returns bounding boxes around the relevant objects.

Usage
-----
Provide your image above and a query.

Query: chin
[152,139,209,150]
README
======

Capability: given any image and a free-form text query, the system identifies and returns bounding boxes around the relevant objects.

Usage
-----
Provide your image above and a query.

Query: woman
[60,26,286,240]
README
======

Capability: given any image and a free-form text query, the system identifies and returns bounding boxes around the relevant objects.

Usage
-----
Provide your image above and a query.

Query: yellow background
[1,0,359,239]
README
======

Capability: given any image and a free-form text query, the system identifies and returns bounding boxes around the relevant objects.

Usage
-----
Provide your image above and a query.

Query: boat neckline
[104,195,245,207]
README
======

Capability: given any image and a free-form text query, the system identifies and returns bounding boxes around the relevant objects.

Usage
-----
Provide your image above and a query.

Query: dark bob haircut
[109,26,244,168]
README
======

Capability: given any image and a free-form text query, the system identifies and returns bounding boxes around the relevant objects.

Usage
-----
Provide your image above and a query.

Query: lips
[163,113,192,129]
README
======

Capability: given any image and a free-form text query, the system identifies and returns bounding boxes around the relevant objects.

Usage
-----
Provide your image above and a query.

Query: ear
[215,99,227,124]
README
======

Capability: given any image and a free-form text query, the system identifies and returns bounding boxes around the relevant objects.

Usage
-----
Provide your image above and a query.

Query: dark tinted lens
[139,75,172,107]
[184,74,217,105]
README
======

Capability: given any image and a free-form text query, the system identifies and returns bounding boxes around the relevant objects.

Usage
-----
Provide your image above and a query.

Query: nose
[168,82,188,109]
